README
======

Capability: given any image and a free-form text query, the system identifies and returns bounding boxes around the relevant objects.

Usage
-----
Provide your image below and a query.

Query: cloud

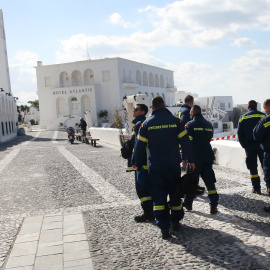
[8,50,39,104]
[231,49,270,72]
[109,12,136,28]
[232,37,256,47]
[14,50,39,66]
[140,0,270,47]
[55,32,167,63]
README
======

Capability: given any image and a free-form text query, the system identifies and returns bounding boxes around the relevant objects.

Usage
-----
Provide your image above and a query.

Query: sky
[1,0,270,106]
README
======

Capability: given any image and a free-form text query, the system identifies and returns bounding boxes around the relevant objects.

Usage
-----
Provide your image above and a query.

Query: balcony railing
[122,83,139,90]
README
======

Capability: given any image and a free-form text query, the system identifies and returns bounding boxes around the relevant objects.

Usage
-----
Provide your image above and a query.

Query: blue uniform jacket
[237,108,265,148]
[253,113,270,152]
[178,104,191,125]
[134,107,194,168]
[131,115,147,168]
[185,114,215,163]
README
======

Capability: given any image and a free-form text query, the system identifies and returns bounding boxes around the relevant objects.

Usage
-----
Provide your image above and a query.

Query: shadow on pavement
[169,225,268,269]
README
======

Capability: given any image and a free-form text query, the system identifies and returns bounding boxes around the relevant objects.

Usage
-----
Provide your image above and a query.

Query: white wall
[89,127,124,147]
[36,57,174,129]
[211,140,263,175]
[89,127,263,175]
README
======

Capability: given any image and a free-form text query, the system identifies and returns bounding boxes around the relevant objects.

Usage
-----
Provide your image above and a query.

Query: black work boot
[210,206,218,214]
[161,229,171,239]
[195,189,204,195]
[197,185,205,191]
[171,221,181,231]
[183,203,192,211]
[134,205,155,223]
[252,189,262,194]
[264,205,270,212]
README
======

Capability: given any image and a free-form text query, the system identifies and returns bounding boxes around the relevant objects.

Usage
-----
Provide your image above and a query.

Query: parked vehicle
[67,127,75,144]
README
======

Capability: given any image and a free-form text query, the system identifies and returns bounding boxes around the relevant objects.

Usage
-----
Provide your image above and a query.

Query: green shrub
[30,119,35,125]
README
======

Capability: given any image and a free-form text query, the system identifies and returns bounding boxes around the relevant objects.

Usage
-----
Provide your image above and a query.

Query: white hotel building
[0,10,18,143]
[36,57,177,130]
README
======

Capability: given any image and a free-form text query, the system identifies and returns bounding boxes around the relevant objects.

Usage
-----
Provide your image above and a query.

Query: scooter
[67,127,75,144]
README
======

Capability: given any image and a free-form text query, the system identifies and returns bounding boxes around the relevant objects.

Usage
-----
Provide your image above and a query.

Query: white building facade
[35,57,177,130]
[23,107,40,124]
[0,10,17,143]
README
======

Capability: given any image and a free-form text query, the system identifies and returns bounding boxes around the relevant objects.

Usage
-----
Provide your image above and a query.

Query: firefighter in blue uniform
[176,95,194,124]
[134,96,195,239]
[177,95,205,196]
[126,104,154,222]
[237,100,265,194]
[254,99,270,211]
[184,105,219,214]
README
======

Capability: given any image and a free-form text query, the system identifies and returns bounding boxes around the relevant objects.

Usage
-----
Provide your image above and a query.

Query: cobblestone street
[0,129,270,270]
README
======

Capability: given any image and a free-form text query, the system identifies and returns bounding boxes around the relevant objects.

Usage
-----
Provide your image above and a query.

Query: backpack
[178,172,198,196]
[120,139,134,159]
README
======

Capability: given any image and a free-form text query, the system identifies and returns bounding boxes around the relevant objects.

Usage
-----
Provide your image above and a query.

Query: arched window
[57,97,66,117]
[138,91,142,94]
[155,74,159,87]
[149,73,154,86]
[143,72,148,86]
[59,72,70,87]
[160,75,164,88]
[71,70,82,86]
[81,95,91,115]
[123,69,126,83]
[84,69,94,85]
[136,70,142,85]
[157,92,160,97]
[70,97,79,115]
[145,92,148,97]
[151,92,155,99]
[128,71,132,83]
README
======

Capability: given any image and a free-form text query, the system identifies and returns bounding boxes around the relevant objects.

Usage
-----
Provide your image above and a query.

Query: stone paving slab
[4,212,93,270]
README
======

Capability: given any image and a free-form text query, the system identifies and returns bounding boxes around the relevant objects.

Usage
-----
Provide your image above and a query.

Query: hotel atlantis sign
[52,88,93,95]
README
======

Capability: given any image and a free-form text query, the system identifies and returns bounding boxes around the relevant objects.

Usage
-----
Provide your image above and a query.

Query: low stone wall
[89,127,263,175]
[89,127,124,147]
[211,140,263,175]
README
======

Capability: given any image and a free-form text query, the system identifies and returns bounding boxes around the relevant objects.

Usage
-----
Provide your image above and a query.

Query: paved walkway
[4,213,93,270]
[1,129,270,270]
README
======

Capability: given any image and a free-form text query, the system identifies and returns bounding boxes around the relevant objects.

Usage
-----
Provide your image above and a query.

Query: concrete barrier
[89,127,124,147]
[211,140,263,175]
[89,127,263,175]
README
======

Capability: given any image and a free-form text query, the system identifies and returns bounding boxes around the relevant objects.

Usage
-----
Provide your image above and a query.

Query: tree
[27,100,39,110]
[17,105,30,123]
[98,110,108,120]
[111,106,128,134]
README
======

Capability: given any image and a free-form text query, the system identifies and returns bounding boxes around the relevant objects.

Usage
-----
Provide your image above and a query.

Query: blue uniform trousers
[149,164,184,230]
[135,169,153,206]
[184,162,219,207]
[263,152,270,194]
[245,143,264,191]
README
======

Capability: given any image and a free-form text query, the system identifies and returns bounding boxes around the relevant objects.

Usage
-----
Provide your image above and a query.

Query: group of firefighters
[126,95,270,239]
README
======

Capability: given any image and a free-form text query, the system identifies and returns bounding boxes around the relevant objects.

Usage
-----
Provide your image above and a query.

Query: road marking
[0,149,20,173]
[58,146,131,203]
[52,131,58,143]
[21,131,41,146]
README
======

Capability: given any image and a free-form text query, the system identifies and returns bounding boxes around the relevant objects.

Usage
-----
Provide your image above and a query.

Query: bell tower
[0,10,12,94]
